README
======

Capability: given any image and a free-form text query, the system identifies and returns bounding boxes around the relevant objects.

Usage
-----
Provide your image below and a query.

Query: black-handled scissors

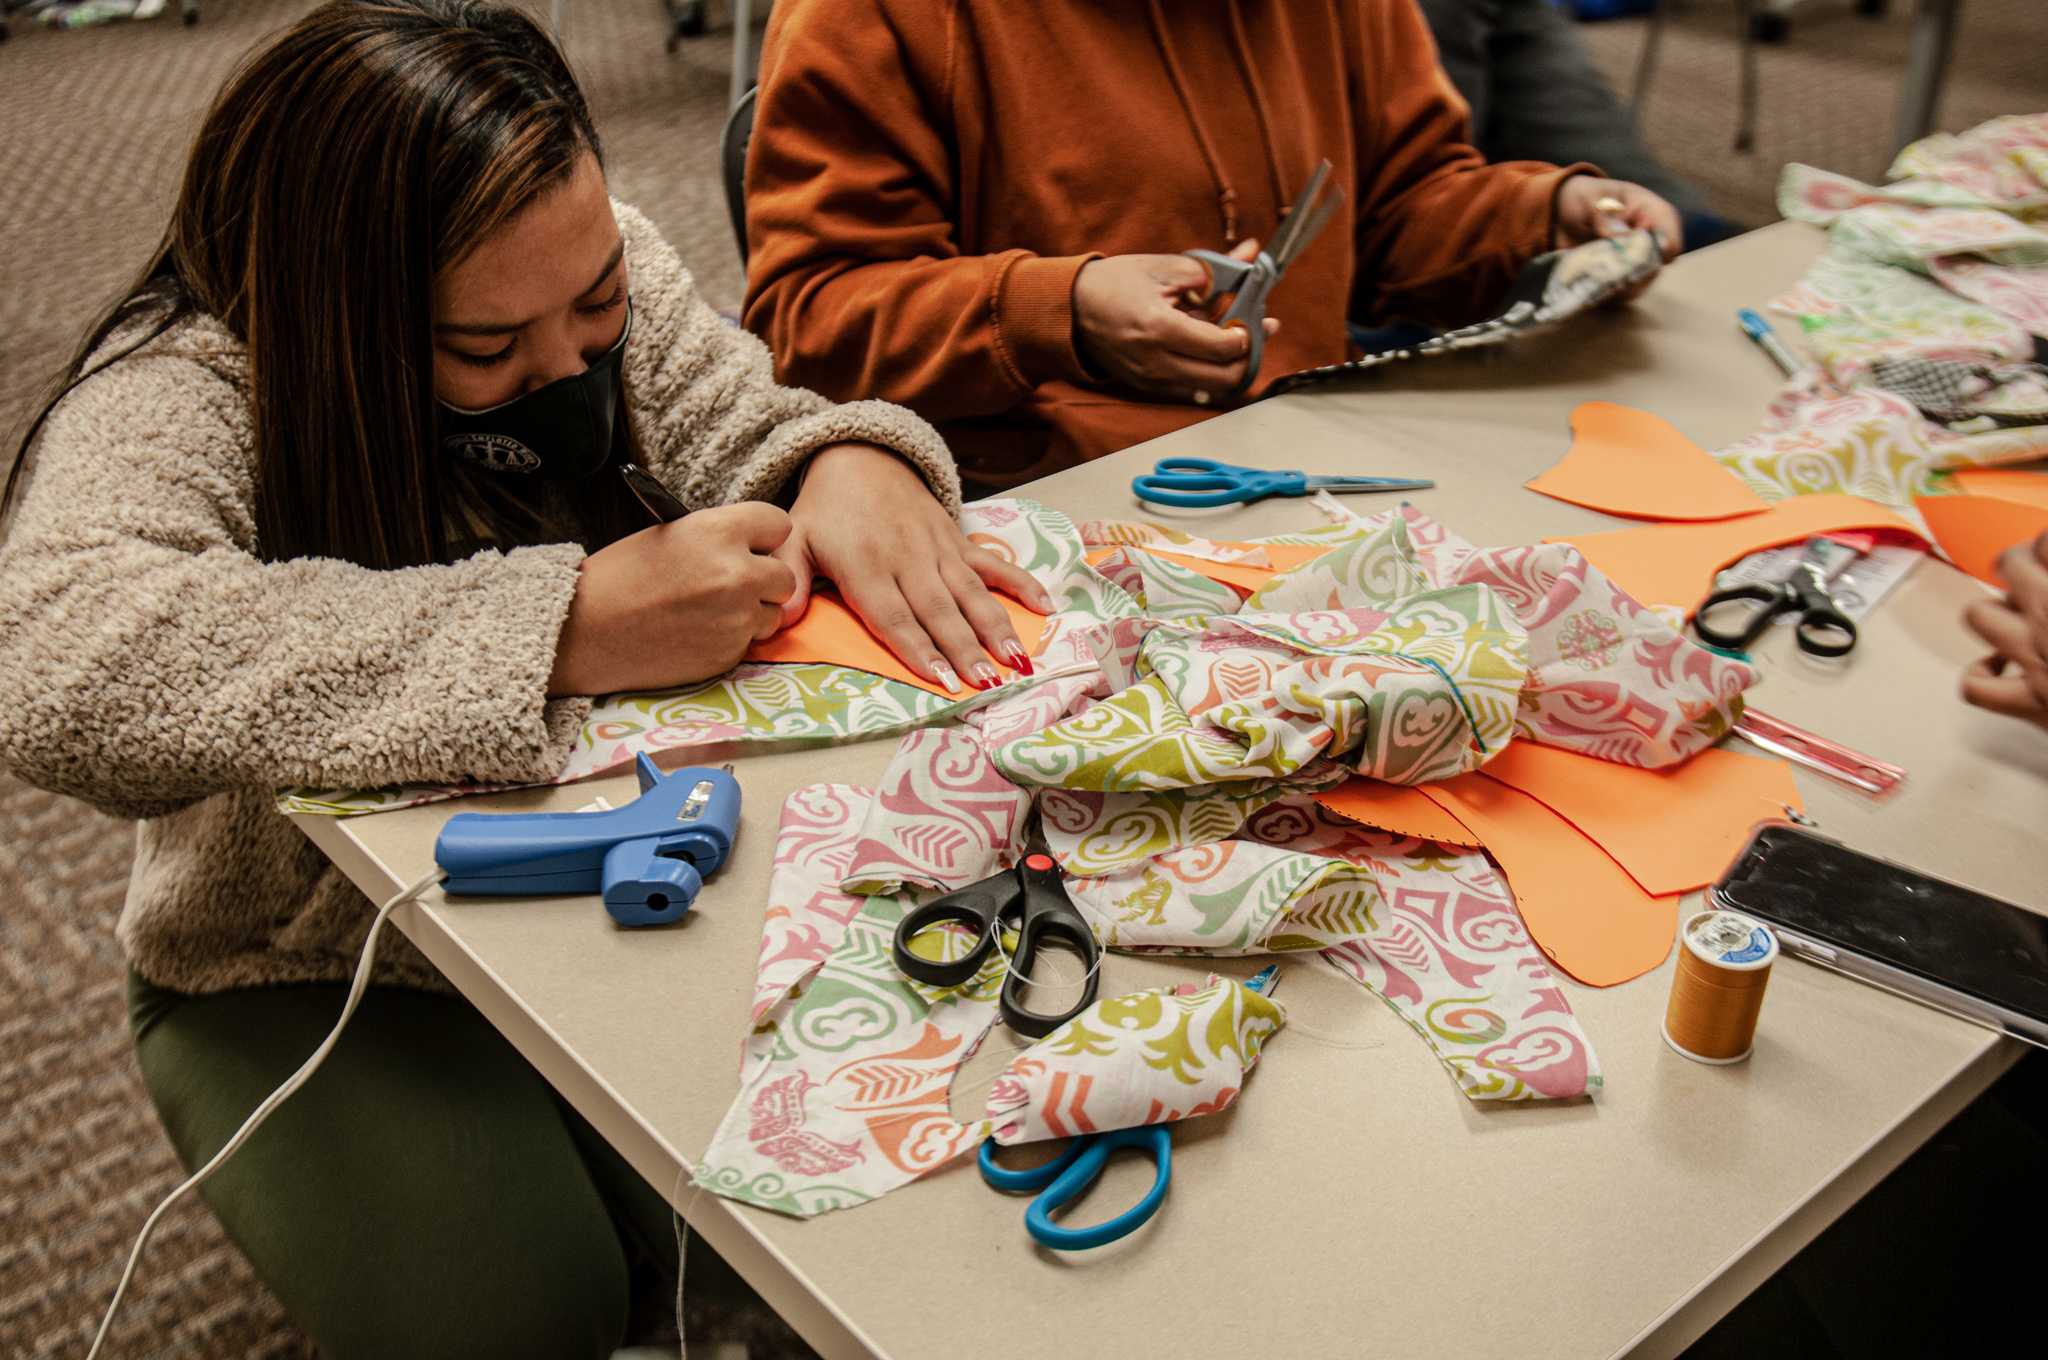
[1694,537,1859,657]
[891,848,1100,1038]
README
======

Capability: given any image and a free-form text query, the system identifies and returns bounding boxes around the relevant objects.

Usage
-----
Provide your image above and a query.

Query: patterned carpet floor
[0,1,2040,1355]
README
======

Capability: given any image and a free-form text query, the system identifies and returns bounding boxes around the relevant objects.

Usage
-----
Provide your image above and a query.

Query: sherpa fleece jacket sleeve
[614,203,962,514]
[0,321,595,820]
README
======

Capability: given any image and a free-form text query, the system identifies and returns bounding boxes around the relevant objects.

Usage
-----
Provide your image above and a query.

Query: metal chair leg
[1631,0,1666,113]
[1734,0,1760,153]
[730,0,755,110]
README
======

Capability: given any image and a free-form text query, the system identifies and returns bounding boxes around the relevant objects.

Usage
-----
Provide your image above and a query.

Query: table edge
[294,812,887,1360]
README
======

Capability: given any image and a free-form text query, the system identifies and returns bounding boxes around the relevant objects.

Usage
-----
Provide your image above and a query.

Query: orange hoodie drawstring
[1222,0,1291,219]
[1146,0,1241,243]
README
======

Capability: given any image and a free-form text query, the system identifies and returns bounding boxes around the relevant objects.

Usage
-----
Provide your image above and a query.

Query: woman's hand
[1961,529,2048,730]
[779,444,1054,693]
[1555,175,1684,262]
[548,503,797,697]
[1073,238,1280,404]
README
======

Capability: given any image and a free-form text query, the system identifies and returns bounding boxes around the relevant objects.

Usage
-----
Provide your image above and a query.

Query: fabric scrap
[1527,401,1769,521]
[1550,494,1922,613]
[1474,742,1802,897]
[1914,492,2048,586]
[986,975,1285,1144]
[1416,776,1677,988]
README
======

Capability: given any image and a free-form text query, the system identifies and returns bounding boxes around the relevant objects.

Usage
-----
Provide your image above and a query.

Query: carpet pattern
[1576,1,2048,231]
[0,1,2041,1355]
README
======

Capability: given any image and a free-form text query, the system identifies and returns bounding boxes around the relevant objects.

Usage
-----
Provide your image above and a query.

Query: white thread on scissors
[987,917,1106,1029]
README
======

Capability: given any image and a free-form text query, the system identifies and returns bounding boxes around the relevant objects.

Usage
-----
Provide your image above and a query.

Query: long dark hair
[3,0,626,569]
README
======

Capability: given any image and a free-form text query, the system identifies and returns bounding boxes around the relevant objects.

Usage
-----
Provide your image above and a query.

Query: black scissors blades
[890,848,1100,1038]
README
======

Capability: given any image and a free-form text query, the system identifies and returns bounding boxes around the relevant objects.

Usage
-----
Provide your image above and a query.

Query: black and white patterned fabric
[1867,356,2048,428]
[1264,229,1663,399]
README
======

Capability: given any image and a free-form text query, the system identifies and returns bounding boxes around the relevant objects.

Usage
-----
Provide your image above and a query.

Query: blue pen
[1737,308,1801,379]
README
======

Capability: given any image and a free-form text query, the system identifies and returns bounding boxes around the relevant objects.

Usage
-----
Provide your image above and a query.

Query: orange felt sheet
[1313,777,1483,847]
[1550,494,1923,611]
[745,589,1049,696]
[1083,542,1337,594]
[1950,468,2048,510]
[1417,776,1678,987]
[1914,494,2048,587]
[1526,402,1770,521]
[1476,742,1802,897]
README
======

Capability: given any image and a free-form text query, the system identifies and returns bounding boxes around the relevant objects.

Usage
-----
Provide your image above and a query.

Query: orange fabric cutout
[1083,542,1338,595]
[1526,402,1770,521]
[1476,743,1801,897]
[1913,494,2048,587]
[1313,777,1483,847]
[1086,546,1271,594]
[745,589,1049,696]
[1550,494,1923,610]
[1252,543,1340,571]
[1949,469,2048,510]
[1417,776,1677,988]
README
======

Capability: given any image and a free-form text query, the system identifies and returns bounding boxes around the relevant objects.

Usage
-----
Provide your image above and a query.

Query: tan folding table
[296,221,2043,1359]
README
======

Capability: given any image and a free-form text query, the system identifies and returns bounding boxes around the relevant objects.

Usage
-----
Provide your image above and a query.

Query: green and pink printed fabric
[279,494,1753,1218]
[694,497,1751,1218]
[695,769,1584,1217]
[1715,114,2048,508]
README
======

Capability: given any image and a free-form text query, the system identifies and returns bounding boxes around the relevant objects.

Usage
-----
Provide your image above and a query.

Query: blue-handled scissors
[977,965,1280,1251]
[1132,456,1433,509]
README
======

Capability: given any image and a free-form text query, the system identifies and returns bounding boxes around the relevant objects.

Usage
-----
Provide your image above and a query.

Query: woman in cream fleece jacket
[0,2,1025,1354]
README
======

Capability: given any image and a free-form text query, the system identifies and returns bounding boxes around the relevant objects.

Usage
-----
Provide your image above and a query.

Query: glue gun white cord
[85,864,446,1360]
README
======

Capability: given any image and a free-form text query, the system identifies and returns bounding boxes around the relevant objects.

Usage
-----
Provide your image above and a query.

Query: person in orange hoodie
[742,0,1681,489]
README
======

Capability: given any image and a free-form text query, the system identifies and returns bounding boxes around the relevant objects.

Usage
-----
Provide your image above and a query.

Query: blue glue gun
[433,754,741,927]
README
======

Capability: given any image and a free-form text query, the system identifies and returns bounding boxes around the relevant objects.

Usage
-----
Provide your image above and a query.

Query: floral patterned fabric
[1715,118,2048,507]
[985,975,1286,1144]
[697,772,1602,1218]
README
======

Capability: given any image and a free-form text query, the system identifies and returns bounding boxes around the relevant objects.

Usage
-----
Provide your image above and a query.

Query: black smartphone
[1712,823,2048,1049]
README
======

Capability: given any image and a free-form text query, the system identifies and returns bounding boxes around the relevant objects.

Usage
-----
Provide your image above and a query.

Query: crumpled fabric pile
[695,497,1756,1218]
[1716,114,2048,508]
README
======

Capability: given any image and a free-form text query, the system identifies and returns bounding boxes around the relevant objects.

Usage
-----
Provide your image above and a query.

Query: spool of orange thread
[1663,909,1778,1064]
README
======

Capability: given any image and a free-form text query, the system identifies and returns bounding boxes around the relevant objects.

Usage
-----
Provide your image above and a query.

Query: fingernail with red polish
[971,662,1000,690]
[930,661,961,694]
[1003,642,1035,676]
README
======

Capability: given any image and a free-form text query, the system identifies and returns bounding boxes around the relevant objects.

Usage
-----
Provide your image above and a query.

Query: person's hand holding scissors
[1961,529,2048,731]
[1072,237,1279,406]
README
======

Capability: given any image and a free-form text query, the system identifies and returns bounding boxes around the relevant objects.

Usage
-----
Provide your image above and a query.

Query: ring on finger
[1192,390,1211,407]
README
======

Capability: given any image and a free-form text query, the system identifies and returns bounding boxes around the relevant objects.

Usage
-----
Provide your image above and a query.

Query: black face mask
[438,300,632,481]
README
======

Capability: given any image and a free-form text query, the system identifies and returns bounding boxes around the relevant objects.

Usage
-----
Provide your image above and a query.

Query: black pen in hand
[620,462,688,524]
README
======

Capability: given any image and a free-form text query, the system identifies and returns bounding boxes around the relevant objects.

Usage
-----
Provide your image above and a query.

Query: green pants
[128,972,681,1360]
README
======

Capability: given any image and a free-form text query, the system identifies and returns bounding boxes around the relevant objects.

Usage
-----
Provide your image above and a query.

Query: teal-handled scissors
[1132,456,1433,509]
[978,966,1279,1251]
[1184,159,1346,399]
